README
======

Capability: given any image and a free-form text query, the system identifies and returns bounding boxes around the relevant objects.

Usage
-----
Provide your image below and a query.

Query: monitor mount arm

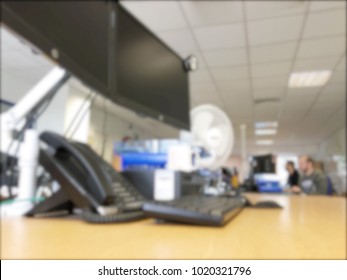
[0,66,70,216]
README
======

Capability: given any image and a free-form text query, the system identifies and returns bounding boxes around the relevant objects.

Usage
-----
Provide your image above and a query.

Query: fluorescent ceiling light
[288,70,331,88]
[256,140,274,146]
[255,129,277,136]
[254,122,278,129]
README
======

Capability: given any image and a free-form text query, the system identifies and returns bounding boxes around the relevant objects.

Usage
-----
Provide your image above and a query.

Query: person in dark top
[285,161,299,187]
[289,155,328,194]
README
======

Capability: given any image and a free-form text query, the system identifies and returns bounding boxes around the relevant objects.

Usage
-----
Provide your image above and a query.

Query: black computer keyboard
[143,195,246,226]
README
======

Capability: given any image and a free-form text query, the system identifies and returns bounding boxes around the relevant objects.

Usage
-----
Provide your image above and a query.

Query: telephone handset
[27,131,146,223]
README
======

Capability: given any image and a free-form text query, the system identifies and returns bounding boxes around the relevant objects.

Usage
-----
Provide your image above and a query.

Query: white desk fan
[167,104,235,195]
[191,104,234,169]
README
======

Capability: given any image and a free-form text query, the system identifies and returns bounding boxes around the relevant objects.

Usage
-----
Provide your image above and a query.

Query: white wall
[1,70,68,135]
[63,86,91,143]
[88,104,152,163]
[1,72,35,102]
[36,85,68,135]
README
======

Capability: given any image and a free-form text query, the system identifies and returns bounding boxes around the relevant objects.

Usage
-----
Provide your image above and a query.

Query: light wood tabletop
[1,193,346,259]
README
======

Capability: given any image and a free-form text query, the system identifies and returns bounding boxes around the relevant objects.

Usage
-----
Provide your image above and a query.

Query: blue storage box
[256,181,282,193]
[120,152,167,170]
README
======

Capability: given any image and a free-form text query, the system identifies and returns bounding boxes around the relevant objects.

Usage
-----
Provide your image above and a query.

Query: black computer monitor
[2,2,191,130]
[1,1,113,98]
[252,154,276,174]
[112,4,190,130]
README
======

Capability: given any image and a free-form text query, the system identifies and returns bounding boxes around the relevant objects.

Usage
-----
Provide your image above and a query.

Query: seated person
[314,161,335,195]
[291,155,328,195]
[285,161,299,188]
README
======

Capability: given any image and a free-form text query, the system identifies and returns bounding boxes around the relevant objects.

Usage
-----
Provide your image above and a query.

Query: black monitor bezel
[1,1,114,99]
[111,3,191,131]
[1,1,191,131]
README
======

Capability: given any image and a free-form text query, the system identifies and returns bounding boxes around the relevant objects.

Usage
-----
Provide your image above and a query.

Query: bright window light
[255,129,277,136]
[256,140,274,146]
[288,70,331,88]
[254,122,278,129]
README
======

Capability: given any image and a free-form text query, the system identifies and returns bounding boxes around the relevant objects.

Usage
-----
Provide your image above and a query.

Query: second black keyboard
[143,195,246,226]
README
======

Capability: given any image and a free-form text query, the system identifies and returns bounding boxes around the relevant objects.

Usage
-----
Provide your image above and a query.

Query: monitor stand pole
[1,67,70,216]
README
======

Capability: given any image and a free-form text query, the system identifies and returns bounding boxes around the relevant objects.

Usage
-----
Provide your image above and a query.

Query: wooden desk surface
[1,194,346,259]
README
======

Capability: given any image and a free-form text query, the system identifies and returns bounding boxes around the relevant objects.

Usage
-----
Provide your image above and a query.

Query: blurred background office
[1,0,346,196]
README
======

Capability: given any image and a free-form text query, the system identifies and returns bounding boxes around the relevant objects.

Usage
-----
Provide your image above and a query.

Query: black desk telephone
[27,132,146,223]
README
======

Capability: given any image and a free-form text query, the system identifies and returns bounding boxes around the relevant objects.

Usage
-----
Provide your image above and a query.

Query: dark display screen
[115,5,190,130]
[2,1,111,97]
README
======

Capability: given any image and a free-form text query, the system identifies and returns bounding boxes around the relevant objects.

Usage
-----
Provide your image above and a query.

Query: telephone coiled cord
[81,209,145,224]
